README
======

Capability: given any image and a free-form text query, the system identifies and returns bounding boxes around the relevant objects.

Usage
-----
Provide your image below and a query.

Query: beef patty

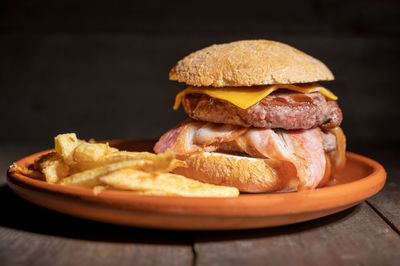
[182,90,342,130]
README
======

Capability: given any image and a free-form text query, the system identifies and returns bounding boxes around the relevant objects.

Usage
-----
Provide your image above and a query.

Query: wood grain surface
[0,229,192,266]
[194,204,400,266]
[350,142,400,233]
[1,142,399,265]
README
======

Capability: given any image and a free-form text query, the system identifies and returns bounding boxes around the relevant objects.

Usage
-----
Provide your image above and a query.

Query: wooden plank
[194,203,400,266]
[351,142,400,231]
[368,180,400,233]
[0,228,193,266]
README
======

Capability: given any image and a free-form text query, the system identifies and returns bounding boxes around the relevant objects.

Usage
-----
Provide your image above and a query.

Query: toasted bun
[173,152,301,192]
[169,40,334,87]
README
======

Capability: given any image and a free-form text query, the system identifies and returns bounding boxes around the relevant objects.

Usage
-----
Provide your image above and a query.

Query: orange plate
[7,140,386,230]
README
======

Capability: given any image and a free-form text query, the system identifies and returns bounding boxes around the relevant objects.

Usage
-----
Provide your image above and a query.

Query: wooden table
[1,142,399,266]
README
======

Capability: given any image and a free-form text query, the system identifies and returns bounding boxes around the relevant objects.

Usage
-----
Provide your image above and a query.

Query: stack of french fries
[11,133,239,197]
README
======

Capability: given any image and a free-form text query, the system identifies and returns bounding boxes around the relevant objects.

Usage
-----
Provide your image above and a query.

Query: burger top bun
[169,40,334,87]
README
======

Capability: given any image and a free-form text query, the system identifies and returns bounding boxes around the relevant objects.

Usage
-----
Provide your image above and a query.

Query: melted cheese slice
[173,84,338,110]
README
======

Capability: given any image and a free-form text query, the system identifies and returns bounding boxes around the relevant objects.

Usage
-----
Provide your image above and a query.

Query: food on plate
[35,152,70,183]
[101,170,238,197]
[11,163,44,180]
[154,40,346,192]
[11,133,239,197]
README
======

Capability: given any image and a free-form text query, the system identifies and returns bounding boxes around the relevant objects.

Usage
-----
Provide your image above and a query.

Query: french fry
[18,132,237,198]
[70,150,182,174]
[34,152,69,183]
[54,133,79,164]
[69,161,101,174]
[68,142,125,173]
[100,169,239,197]
[102,151,161,163]
[131,190,173,196]
[100,151,178,172]
[11,163,44,180]
[59,159,154,188]
[73,142,111,162]
[139,151,175,172]
[92,185,108,195]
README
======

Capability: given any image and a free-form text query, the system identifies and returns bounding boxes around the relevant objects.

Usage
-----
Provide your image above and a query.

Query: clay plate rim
[7,141,386,217]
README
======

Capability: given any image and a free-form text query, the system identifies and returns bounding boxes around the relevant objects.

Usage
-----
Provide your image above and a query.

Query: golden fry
[99,150,178,172]
[69,142,123,173]
[73,142,110,162]
[100,169,239,197]
[102,151,159,163]
[69,150,181,173]
[54,133,79,164]
[59,159,154,188]
[11,163,44,180]
[130,190,173,196]
[69,161,101,174]
[139,151,176,172]
[92,185,108,195]
[25,132,227,197]
[34,152,69,183]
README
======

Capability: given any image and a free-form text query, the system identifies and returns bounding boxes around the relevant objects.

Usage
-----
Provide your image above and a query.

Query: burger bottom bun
[173,152,303,193]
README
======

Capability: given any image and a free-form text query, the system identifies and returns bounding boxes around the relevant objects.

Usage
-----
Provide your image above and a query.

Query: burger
[154,40,346,192]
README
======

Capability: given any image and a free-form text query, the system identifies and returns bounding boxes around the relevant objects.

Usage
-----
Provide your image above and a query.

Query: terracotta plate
[7,140,386,230]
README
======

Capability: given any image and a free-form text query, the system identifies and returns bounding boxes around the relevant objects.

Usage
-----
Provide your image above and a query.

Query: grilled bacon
[154,120,344,190]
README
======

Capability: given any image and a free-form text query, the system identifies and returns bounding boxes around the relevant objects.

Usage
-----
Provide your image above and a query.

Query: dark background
[1,0,399,148]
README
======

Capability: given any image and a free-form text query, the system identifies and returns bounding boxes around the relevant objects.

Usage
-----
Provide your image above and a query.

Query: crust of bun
[173,152,299,193]
[169,40,334,87]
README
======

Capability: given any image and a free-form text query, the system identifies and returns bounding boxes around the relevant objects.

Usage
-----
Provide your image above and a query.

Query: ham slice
[154,119,328,190]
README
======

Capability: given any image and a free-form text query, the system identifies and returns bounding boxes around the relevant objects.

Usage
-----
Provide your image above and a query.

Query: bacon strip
[280,129,326,190]
[194,123,248,146]
[154,120,329,190]
[231,128,326,190]
[153,120,204,155]
[154,120,248,155]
